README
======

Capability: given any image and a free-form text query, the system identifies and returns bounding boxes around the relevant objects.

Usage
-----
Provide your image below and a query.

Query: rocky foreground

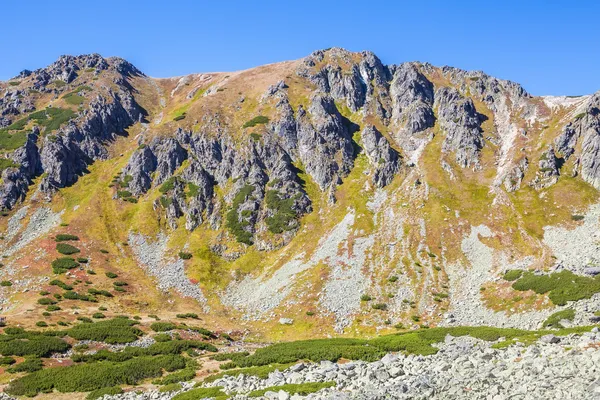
[51,329,598,400]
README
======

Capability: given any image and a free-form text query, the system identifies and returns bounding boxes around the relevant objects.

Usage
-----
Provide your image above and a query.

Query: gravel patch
[2,207,62,257]
[445,225,551,329]
[221,211,358,324]
[543,203,600,274]
[128,232,208,311]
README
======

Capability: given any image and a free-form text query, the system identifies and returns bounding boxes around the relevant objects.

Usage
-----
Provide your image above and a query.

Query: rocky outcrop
[434,87,484,168]
[39,90,142,193]
[503,157,529,192]
[0,132,42,209]
[360,125,400,187]
[0,54,145,209]
[296,95,355,190]
[530,145,560,189]
[554,92,600,189]
[389,63,435,136]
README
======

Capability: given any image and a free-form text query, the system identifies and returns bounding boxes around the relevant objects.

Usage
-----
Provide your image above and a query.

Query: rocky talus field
[0,48,598,399]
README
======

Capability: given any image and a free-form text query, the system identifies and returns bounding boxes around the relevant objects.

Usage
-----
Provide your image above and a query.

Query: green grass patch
[510,270,600,305]
[248,381,335,397]
[242,115,269,128]
[86,386,123,400]
[543,309,575,329]
[503,269,523,281]
[205,363,294,383]
[172,387,226,400]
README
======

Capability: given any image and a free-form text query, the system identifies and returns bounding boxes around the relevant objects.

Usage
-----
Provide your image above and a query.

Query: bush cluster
[7,355,186,396]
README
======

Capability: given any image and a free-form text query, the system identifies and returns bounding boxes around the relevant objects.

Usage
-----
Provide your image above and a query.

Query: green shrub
[372,303,388,311]
[543,309,575,329]
[172,387,226,400]
[86,386,123,400]
[388,276,399,283]
[0,356,16,365]
[46,305,61,312]
[571,215,585,221]
[113,281,128,287]
[173,114,186,121]
[151,322,177,332]
[0,334,69,357]
[100,249,109,254]
[154,333,171,342]
[37,297,57,305]
[105,272,118,279]
[51,257,79,274]
[66,319,143,344]
[7,357,43,373]
[154,368,195,385]
[56,243,81,255]
[1,280,12,287]
[55,234,80,242]
[78,257,89,263]
[88,288,113,298]
[159,383,182,392]
[248,382,335,397]
[176,313,198,319]
[6,355,186,396]
[159,177,179,194]
[50,279,73,290]
[63,291,97,302]
[179,252,192,260]
[242,115,269,128]
[225,184,255,245]
[93,313,106,319]
[265,190,298,234]
[35,321,48,327]
[503,269,523,281]
[360,295,372,302]
[511,270,600,305]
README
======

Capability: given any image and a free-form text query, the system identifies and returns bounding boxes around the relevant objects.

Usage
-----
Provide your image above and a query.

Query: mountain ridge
[0,47,599,341]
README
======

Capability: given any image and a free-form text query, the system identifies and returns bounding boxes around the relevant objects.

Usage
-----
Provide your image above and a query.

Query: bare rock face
[555,92,600,189]
[0,54,144,209]
[360,125,400,187]
[296,94,355,190]
[39,90,142,193]
[434,87,484,168]
[389,63,435,137]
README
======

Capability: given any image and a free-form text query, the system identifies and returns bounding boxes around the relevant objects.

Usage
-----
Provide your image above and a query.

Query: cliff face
[1,48,599,335]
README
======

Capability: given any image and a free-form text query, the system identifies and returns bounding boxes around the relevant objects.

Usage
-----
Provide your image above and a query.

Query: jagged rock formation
[555,93,600,189]
[0,54,144,208]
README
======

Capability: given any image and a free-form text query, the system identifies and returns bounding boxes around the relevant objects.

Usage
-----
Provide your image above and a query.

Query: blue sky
[1,0,598,95]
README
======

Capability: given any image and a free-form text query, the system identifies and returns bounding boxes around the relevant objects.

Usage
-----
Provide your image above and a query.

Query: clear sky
[1,0,598,96]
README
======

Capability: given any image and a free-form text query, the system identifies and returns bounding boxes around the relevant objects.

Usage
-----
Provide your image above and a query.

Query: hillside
[0,48,599,345]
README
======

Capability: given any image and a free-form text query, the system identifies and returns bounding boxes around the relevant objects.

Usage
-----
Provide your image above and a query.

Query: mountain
[0,48,599,343]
